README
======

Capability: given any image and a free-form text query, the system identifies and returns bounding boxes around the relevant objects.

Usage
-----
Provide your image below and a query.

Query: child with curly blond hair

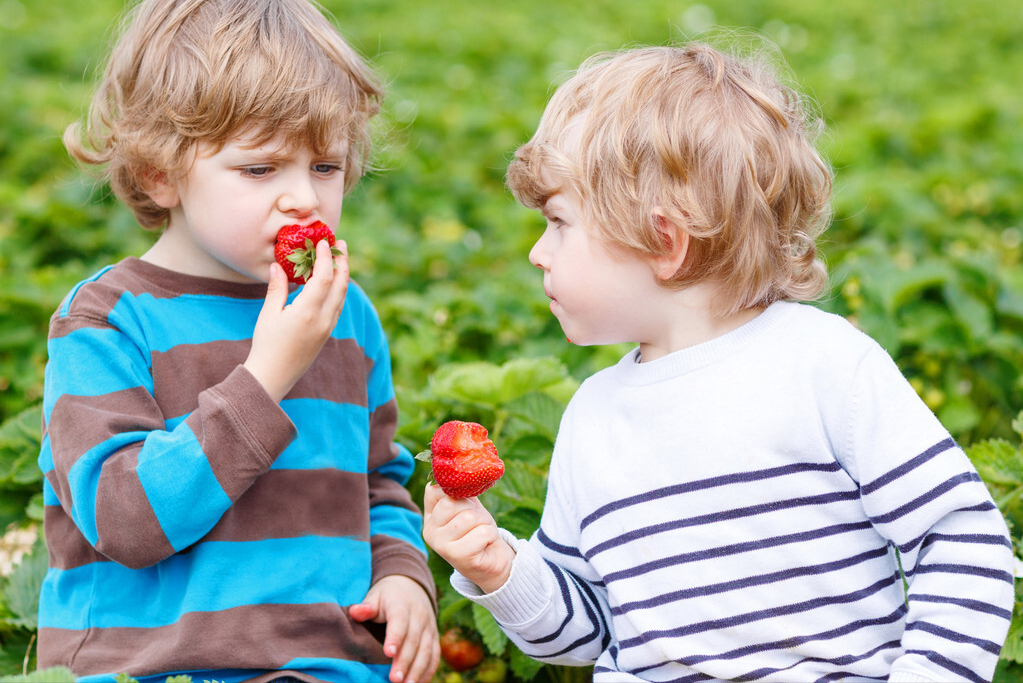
[423,42,1014,682]
[39,1,436,681]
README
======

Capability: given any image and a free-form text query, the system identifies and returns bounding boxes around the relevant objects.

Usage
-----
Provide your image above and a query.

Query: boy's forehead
[542,190,583,218]
[229,129,349,156]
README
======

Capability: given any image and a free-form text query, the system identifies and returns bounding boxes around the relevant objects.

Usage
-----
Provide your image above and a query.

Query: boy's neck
[637,283,765,362]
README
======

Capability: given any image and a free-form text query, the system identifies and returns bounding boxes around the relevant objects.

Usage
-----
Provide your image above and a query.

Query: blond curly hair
[65,0,383,229]
[507,41,832,314]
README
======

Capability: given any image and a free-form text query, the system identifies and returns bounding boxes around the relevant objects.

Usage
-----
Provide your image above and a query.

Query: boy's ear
[651,207,690,281]
[139,167,179,209]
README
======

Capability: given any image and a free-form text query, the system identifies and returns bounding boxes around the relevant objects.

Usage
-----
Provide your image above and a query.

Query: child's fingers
[383,612,410,682]
[403,622,440,683]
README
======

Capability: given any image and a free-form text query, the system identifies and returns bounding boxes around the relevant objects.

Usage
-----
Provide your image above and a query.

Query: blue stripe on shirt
[39,535,371,630]
[369,505,427,555]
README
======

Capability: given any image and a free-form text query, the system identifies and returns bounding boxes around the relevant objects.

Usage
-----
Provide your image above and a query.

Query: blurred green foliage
[1,0,1022,680]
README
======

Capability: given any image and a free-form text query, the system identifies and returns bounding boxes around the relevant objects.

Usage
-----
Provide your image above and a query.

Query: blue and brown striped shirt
[38,257,432,683]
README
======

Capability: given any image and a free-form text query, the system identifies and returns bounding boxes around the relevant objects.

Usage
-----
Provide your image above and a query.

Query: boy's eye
[313,163,344,175]
[241,166,273,177]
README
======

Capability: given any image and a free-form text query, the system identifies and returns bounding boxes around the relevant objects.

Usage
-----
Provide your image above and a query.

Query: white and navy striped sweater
[453,302,1014,682]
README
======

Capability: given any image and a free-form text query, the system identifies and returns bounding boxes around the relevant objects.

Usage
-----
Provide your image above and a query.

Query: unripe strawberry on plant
[439,628,485,672]
[417,420,505,498]
[274,220,341,284]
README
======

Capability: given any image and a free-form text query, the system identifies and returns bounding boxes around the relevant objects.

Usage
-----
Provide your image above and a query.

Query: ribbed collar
[611,301,798,386]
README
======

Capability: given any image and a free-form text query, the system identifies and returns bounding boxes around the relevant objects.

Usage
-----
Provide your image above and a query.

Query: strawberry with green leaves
[417,420,505,498]
[274,220,341,284]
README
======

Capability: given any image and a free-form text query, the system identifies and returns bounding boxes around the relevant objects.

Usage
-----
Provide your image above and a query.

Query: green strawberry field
[2,0,1023,680]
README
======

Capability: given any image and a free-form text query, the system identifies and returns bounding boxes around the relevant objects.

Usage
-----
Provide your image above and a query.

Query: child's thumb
[349,601,379,622]
[264,262,288,308]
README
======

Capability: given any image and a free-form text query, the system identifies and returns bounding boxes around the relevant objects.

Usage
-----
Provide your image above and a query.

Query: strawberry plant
[967,412,1023,682]
[2,0,1023,680]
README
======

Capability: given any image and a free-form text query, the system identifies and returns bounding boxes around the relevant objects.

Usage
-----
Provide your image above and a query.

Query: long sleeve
[837,346,1015,682]
[40,273,294,569]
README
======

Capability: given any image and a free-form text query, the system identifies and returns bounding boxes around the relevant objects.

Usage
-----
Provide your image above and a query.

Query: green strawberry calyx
[286,237,343,282]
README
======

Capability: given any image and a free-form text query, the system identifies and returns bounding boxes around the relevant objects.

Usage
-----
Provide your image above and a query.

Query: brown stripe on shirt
[367,399,402,470]
[153,337,372,418]
[37,601,391,673]
[201,468,370,543]
[189,366,296,500]
[47,387,165,486]
[94,445,176,568]
[289,336,374,405]
[152,339,251,418]
[43,503,110,570]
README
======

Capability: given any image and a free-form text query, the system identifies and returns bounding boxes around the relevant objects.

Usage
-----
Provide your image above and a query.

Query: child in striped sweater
[38,1,436,682]
[423,42,1015,682]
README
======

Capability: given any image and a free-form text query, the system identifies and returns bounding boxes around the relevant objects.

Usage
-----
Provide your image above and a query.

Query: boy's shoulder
[771,301,876,347]
[53,258,139,322]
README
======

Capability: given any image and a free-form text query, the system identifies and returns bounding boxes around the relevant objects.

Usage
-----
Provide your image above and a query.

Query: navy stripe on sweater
[580,461,845,530]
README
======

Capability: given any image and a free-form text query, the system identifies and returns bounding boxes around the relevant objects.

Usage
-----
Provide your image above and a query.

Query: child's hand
[244,239,349,401]
[423,483,515,593]
[349,575,439,683]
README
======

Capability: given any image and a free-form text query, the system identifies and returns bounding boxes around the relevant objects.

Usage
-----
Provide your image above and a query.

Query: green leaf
[509,646,547,681]
[505,391,564,441]
[494,507,541,539]
[496,358,570,404]
[472,602,507,656]
[966,439,1023,488]
[0,668,77,683]
[999,607,1023,664]
[429,362,505,408]
[2,537,47,630]
[0,404,43,486]
[1012,411,1023,442]
[427,358,573,410]
[491,460,547,513]
[503,433,554,467]
[943,280,994,341]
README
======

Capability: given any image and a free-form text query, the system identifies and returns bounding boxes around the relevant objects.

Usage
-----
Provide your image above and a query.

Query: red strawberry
[439,628,485,672]
[417,420,505,498]
[274,220,341,284]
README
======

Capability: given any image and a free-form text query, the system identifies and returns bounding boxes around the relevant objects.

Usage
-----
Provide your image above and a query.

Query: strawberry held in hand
[274,220,341,284]
[417,420,505,498]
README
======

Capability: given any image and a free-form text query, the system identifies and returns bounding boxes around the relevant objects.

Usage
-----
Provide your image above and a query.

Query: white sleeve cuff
[449,529,554,627]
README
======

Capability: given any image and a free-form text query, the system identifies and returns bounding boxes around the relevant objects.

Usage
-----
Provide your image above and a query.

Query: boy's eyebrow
[540,194,563,218]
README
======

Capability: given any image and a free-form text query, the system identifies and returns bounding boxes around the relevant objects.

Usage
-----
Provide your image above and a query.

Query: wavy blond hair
[65,0,383,229]
[507,41,832,314]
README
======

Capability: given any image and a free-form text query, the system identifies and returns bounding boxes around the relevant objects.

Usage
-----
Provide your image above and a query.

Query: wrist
[242,359,289,403]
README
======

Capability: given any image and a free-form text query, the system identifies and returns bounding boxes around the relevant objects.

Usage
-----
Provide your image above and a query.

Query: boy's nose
[276,176,318,216]
[528,237,548,270]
